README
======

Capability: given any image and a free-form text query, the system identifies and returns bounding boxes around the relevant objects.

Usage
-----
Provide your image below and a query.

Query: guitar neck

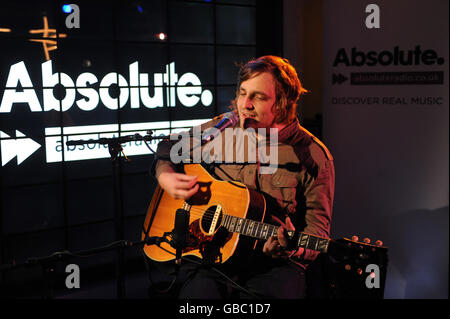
[221,214,330,253]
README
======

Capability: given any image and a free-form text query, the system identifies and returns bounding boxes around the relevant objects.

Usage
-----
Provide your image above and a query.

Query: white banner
[44,119,209,163]
[323,0,448,298]
[0,119,209,166]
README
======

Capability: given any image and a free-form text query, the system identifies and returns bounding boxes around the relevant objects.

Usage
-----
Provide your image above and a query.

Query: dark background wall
[0,0,288,299]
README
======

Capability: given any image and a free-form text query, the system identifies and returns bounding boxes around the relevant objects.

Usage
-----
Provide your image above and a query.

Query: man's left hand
[262,216,304,259]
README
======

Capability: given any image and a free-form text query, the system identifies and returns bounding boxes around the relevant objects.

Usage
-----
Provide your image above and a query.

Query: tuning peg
[375,240,383,247]
[351,235,359,242]
[363,238,371,244]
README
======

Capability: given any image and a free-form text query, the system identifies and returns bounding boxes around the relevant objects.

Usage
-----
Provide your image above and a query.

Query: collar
[277,119,309,145]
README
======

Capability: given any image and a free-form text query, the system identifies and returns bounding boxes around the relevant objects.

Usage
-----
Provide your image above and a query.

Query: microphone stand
[172,209,190,266]
[0,236,168,299]
[65,132,169,299]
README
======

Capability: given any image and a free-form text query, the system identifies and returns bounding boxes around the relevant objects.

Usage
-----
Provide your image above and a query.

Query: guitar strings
[180,206,278,227]
[175,207,298,242]
[178,207,226,220]
[178,206,252,222]
[174,206,280,235]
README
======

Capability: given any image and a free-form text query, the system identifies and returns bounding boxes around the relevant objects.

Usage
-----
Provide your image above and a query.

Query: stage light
[62,4,72,13]
[137,5,144,13]
[157,32,167,41]
[83,59,92,68]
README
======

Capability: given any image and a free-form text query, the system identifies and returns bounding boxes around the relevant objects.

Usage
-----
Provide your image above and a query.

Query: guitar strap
[203,162,234,182]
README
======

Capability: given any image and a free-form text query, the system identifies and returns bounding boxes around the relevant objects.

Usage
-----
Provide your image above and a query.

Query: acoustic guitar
[142,164,387,268]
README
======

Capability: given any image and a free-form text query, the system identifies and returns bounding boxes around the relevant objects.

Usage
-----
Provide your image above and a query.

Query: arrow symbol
[332,73,348,84]
[0,130,41,166]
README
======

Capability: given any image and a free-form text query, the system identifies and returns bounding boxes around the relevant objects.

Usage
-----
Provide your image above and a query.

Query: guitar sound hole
[200,206,223,235]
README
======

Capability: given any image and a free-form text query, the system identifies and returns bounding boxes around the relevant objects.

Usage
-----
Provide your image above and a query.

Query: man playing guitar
[151,56,335,299]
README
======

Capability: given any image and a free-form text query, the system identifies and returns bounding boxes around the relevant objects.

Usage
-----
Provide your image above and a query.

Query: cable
[141,247,178,295]
[153,244,262,299]
[142,138,157,154]
[139,232,180,295]
[184,256,263,299]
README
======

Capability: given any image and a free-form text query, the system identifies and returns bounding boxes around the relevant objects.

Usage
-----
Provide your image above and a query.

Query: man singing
[151,55,335,299]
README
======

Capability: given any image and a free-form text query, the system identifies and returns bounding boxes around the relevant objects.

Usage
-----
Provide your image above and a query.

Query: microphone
[201,111,239,144]
[172,209,190,265]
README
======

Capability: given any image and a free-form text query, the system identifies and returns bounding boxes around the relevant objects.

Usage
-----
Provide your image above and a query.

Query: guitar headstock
[328,235,388,274]
[346,235,387,249]
[321,235,389,299]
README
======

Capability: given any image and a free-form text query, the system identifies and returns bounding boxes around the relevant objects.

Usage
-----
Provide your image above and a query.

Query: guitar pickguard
[185,219,209,251]
[185,219,233,264]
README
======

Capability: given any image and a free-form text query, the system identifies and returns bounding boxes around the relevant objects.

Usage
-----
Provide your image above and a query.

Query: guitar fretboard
[221,214,329,253]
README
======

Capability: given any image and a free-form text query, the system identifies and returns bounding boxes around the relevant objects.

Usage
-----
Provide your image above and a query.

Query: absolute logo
[0,60,213,113]
[0,119,210,166]
[333,45,445,67]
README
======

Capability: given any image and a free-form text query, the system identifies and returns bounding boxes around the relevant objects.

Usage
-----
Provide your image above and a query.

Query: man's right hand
[157,171,199,200]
